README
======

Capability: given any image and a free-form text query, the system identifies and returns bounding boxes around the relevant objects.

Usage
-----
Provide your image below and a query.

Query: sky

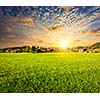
[0,6,100,48]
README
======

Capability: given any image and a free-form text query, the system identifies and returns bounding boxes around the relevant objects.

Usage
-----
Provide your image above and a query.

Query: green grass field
[0,52,100,93]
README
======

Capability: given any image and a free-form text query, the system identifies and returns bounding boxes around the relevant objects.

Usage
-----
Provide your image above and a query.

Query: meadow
[0,52,100,93]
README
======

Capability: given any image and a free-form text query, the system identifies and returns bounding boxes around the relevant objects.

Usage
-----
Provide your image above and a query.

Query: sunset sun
[60,41,69,48]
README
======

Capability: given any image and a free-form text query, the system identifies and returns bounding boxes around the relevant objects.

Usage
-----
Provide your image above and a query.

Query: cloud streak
[81,28,100,35]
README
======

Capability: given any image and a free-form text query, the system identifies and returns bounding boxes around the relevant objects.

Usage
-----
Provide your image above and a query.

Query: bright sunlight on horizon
[59,41,69,48]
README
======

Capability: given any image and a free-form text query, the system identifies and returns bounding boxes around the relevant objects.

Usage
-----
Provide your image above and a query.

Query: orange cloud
[0,16,33,27]
[4,26,12,33]
[95,34,100,37]
[37,40,43,43]
[59,6,72,9]
[74,39,80,42]
[47,26,63,32]
[2,16,32,22]
[0,26,14,33]
[80,28,100,35]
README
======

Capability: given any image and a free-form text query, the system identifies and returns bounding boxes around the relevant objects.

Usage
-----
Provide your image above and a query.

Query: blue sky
[0,6,100,48]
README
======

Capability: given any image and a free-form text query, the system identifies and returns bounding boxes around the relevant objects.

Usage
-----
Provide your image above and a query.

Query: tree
[32,46,37,53]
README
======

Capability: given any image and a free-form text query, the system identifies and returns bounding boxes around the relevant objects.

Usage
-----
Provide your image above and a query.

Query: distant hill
[90,42,100,49]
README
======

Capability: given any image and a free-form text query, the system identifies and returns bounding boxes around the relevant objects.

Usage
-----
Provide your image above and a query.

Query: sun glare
[60,41,69,48]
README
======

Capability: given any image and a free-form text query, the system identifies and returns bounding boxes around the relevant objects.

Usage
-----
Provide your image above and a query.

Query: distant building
[78,48,88,52]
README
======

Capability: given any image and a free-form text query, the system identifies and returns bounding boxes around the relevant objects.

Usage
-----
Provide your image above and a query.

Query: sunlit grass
[0,52,100,93]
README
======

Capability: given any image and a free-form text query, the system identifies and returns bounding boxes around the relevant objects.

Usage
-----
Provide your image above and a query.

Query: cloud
[0,16,33,27]
[80,28,100,35]
[95,34,100,37]
[59,6,72,9]
[47,26,63,32]
[5,27,12,32]
[74,39,81,42]
[37,40,43,43]
[49,6,100,35]
[0,26,13,33]
[0,16,34,37]
[0,16,35,48]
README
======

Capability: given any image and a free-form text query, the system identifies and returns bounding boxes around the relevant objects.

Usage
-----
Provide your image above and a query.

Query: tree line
[0,42,100,53]
[0,46,56,53]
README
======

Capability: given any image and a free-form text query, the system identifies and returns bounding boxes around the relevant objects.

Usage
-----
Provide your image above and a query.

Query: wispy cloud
[81,28,100,35]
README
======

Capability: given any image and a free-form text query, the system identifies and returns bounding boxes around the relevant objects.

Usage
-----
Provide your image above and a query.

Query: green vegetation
[0,53,100,93]
[90,42,100,49]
